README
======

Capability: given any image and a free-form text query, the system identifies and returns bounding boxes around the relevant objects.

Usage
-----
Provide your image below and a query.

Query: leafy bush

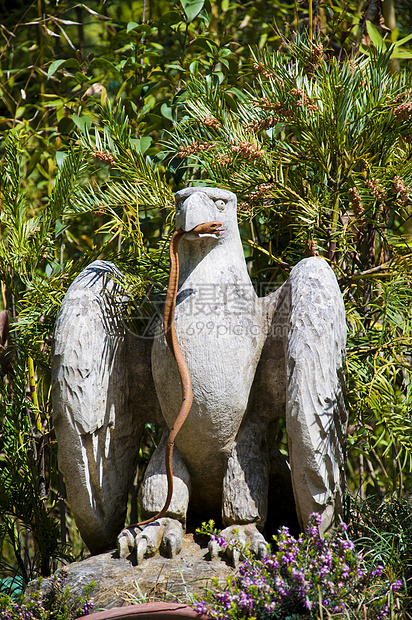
[165,36,412,498]
[1,0,412,599]
[0,570,94,620]
[348,496,412,596]
[194,514,404,619]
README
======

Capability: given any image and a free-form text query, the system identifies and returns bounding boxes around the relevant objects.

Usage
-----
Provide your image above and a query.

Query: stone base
[25,535,233,611]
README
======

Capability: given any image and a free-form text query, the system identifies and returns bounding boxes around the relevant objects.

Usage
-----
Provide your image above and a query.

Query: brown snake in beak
[125,220,223,530]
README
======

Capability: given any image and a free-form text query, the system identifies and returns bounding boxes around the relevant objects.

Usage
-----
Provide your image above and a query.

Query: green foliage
[0,570,94,619]
[0,120,172,585]
[0,131,90,358]
[0,0,411,607]
[0,348,68,582]
[348,496,412,592]
[165,36,412,495]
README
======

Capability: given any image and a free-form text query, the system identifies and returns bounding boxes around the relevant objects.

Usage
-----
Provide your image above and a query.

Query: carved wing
[264,257,347,534]
[51,260,161,553]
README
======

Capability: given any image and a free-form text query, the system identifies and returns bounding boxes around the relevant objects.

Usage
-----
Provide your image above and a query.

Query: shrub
[348,495,412,598]
[0,570,94,620]
[194,514,403,619]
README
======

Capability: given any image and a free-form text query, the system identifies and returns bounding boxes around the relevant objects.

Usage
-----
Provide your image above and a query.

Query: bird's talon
[209,523,268,565]
[256,540,269,559]
[118,518,183,564]
[161,519,183,558]
[117,529,135,559]
[161,532,181,558]
[208,540,221,560]
[230,547,240,568]
[136,537,148,564]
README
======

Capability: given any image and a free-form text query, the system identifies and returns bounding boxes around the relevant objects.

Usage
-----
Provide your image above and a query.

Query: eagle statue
[51,187,347,563]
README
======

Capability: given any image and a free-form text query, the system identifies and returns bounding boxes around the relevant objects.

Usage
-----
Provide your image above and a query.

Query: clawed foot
[208,523,269,567]
[117,518,183,564]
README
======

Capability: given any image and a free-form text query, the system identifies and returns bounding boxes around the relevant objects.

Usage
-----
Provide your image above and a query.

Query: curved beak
[176,191,217,233]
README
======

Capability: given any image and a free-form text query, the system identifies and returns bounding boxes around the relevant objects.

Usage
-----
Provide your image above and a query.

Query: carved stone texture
[283,257,347,535]
[51,262,160,553]
[150,188,267,524]
[25,535,233,610]
[51,187,347,558]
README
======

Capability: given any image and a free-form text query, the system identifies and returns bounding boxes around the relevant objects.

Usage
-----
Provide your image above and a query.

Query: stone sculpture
[51,187,347,562]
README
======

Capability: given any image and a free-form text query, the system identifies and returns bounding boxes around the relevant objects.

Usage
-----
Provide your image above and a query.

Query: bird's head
[175,187,237,241]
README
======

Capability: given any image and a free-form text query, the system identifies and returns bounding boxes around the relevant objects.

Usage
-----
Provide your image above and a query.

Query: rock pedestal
[26,535,233,611]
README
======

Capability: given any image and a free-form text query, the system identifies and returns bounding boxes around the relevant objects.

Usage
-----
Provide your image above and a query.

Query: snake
[126,220,223,530]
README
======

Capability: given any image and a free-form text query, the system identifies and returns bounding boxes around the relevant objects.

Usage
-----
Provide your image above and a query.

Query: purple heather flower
[191,516,402,620]
[210,533,226,548]
[292,567,304,581]
[264,601,277,611]
[278,525,290,535]
[194,602,208,615]
[371,565,384,578]
[376,604,389,620]
[391,580,403,592]
[342,539,355,551]
[80,600,94,615]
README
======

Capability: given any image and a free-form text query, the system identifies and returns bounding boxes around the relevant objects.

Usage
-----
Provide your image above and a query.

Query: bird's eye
[215,199,226,211]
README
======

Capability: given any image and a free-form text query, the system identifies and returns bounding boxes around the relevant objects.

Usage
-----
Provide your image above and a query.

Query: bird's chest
[151,281,264,455]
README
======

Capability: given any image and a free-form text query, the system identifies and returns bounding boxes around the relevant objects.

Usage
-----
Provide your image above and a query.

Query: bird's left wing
[52,260,161,553]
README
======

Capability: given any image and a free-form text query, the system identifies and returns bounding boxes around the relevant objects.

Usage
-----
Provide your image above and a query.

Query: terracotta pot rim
[77,602,209,620]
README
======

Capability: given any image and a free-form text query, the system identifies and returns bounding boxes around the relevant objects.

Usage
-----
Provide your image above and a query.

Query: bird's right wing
[262,257,347,535]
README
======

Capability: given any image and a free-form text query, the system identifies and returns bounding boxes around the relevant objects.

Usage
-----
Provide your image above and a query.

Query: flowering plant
[194,514,403,619]
[0,570,94,620]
